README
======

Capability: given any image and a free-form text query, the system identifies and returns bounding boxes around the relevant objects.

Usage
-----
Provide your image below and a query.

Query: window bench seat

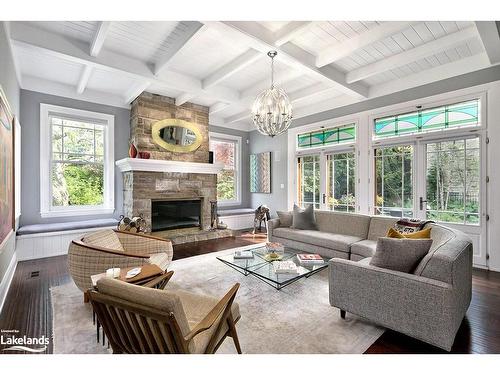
[16,218,118,261]
[218,208,255,230]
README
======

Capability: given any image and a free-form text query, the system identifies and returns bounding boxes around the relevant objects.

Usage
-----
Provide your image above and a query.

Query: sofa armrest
[329,258,457,350]
[267,218,280,235]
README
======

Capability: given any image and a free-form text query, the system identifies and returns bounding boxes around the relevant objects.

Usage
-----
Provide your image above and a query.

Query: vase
[129,142,138,158]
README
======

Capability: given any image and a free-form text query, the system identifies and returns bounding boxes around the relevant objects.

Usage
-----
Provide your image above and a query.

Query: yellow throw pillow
[387,227,405,238]
[386,227,431,239]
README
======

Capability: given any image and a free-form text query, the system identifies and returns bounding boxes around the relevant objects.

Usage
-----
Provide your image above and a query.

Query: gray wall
[249,130,288,216]
[19,90,130,226]
[0,24,20,287]
[210,125,251,209]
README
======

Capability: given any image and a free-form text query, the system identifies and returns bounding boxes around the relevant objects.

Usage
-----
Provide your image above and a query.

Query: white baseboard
[219,214,255,230]
[16,226,116,261]
[0,252,18,315]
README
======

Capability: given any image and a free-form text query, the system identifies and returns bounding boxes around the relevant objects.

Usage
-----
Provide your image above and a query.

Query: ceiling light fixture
[251,51,292,137]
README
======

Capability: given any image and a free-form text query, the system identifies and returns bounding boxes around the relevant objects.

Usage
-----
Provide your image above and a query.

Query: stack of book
[233,250,254,259]
[296,253,324,265]
[273,260,299,274]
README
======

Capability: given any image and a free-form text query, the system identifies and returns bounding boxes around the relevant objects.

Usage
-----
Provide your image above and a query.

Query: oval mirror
[152,119,203,153]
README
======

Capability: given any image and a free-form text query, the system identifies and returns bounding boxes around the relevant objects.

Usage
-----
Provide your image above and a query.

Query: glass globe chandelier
[252,51,293,137]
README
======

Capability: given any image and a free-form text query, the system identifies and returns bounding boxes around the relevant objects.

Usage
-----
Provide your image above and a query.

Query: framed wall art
[250,152,271,194]
[0,85,14,247]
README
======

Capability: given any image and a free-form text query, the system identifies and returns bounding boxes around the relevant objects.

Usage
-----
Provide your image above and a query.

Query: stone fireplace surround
[116,92,232,243]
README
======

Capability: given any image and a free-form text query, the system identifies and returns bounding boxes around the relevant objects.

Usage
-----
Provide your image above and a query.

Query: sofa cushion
[277,210,293,227]
[291,204,318,230]
[370,238,433,273]
[367,216,399,241]
[350,239,377,258]
[83,229,124,252]
[272,227,362,253]
[315,211,371,238]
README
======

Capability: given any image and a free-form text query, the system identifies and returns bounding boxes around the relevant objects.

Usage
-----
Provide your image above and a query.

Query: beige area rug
[51,248,384,354]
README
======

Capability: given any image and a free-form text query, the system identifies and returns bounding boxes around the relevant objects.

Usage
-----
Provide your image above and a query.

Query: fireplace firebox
[151,199,202,232]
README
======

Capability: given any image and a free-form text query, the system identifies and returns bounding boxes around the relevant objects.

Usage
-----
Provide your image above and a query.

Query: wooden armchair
[68,229,173,298]
[88,276,242,354]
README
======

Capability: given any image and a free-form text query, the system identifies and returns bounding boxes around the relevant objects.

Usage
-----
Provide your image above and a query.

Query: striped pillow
[83,229,124,252]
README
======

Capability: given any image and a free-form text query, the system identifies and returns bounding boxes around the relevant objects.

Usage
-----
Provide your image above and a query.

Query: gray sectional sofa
[267,210,473,351]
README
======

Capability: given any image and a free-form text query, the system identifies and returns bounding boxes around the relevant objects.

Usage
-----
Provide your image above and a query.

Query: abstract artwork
[0,86,14,247]
[250,152,271,193]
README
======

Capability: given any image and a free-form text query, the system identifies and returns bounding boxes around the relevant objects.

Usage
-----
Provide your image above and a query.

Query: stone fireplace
[117,92,231,243]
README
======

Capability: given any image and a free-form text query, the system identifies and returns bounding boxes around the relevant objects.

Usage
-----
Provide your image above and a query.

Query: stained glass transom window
[297,123,356,149]
[374,99,479,139]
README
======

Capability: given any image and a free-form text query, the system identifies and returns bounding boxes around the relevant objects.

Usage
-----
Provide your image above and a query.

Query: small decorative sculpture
[253,205,270,234]
[128,142,138,158]
[210,201,219,230]
[117,214,146,233]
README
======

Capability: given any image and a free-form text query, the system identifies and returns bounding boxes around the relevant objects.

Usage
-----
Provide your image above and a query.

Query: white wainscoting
[15,226,116,261]
[219,213,255,230]
[0,250,18,314]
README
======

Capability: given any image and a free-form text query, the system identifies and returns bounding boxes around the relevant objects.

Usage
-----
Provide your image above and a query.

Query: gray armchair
[329,223,473,351]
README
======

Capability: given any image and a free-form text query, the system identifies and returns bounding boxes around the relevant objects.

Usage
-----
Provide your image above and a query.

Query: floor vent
[30,271,40,278]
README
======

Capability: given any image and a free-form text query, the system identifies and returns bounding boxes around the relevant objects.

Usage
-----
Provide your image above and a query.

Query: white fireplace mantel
[115,158,224,174]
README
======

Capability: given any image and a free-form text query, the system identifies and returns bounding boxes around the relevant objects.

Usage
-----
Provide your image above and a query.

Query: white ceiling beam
[203,48,261,89]
[316,21,418,67]
[124,81,152,105]
[10,22,240,104]
[274,21,315,46]
[175,93,195,106]
[23,75,129,109]
[203,21,369,98]
[209,102,229,115]
[474,21,500,65]
[154,21,204,76]
[346,25,479,84]
[369,52,490,98]
[240,69,302,100]
[76,65,93,94]
[90,21,111,57]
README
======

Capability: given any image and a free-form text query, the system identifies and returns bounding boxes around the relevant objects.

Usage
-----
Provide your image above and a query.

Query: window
[374,99,479,139]
[298,123,356,149]
[40,104,114,218]
[326,152,356,212]
[426,137,480,225]
[297,155,320,209]
[374,145,413,218]
[209,133,241,205]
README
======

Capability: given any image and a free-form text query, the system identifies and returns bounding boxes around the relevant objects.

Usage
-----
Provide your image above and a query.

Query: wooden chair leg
[340,309,346,319]
[84,291,90,303]
[227,317,242,354]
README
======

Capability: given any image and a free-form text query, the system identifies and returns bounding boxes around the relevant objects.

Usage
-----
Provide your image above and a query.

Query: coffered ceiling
[5,20,500,131]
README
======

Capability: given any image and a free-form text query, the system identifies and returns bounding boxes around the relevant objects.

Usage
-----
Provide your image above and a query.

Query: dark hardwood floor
[1,231,499,354]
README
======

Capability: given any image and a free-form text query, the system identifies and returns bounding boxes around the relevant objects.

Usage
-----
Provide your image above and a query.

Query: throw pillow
[370,237,433,273]
[386,227,431,239]
[291,204,318,230]
[277,211,293,227]
[83,229,125,252]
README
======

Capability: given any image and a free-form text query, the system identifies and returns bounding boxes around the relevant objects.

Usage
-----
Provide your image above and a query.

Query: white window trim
[209,132,242,207]
[288,117,360,211]
[39,104,115,218]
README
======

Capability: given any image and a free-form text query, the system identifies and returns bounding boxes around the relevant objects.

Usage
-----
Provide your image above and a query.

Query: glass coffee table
[217,245,330,290]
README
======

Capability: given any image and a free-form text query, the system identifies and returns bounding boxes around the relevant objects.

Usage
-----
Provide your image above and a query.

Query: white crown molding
[116,158,224,174]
